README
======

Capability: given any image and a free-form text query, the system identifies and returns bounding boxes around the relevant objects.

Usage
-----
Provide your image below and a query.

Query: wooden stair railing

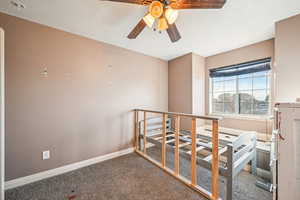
[133,109,222,200]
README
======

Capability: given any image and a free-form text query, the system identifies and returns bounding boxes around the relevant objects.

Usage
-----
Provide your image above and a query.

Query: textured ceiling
[0,0,300,60]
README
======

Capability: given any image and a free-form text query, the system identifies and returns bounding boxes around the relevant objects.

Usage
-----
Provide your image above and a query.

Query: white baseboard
[5,147,134,190]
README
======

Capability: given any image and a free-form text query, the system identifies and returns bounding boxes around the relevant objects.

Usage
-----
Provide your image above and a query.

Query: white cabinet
[275,103,300,200]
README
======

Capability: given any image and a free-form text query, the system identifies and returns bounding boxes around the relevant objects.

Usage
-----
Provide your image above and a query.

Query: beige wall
[0,13,168,181]
[275,14,300,102]
[168,53,193,114]
[205,39,274,134]
[168,53,193,129]
[168,53,206,129]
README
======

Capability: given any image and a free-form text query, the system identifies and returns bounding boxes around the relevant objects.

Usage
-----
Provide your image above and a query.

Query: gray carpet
[5,153,206,200]
[5,151,272,200]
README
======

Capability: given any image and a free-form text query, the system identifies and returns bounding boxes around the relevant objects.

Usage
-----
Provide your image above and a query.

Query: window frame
[209,67,272,119]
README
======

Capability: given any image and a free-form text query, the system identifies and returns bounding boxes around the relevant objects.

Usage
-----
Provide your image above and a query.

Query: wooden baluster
[162,113,167,167]
[174,115,180,176]
[134,110,139,151]
[211,120,219,200]
[191,118,197,186]
[144,111,147,154]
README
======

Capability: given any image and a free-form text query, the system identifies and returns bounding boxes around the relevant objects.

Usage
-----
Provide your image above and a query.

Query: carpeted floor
[5,151,273,200]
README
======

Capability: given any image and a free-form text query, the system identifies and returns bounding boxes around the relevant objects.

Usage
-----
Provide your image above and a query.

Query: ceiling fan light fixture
[143,13,155,28]
[149,1,164,18]
[158,17,168,31]
[165,8,178,24]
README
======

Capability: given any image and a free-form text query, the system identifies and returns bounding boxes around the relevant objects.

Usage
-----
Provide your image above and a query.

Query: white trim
[5,147,134,190]
[208,113,272,121]
[0,28,5,200]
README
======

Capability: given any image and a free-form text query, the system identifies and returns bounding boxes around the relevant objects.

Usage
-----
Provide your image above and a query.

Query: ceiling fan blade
[127,19,147,39]
[170,0,226,9]
[103,0,152,5]
[166,23,181,43]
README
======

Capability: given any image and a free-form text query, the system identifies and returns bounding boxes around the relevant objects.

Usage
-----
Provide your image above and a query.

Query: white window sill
[208,113,272,121]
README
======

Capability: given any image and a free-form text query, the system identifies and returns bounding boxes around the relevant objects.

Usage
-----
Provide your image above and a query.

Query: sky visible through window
[210,71,270,116]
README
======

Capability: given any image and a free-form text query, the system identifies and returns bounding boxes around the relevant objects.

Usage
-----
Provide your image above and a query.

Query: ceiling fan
[104,0,226,42]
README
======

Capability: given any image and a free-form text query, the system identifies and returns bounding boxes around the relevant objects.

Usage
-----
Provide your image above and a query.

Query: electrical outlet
[42,150,50,160]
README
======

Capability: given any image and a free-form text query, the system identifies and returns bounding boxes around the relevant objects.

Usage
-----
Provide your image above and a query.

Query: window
[209,58,271,116]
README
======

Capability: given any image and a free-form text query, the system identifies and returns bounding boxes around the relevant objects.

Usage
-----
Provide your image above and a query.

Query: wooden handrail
[133,109,223,121]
